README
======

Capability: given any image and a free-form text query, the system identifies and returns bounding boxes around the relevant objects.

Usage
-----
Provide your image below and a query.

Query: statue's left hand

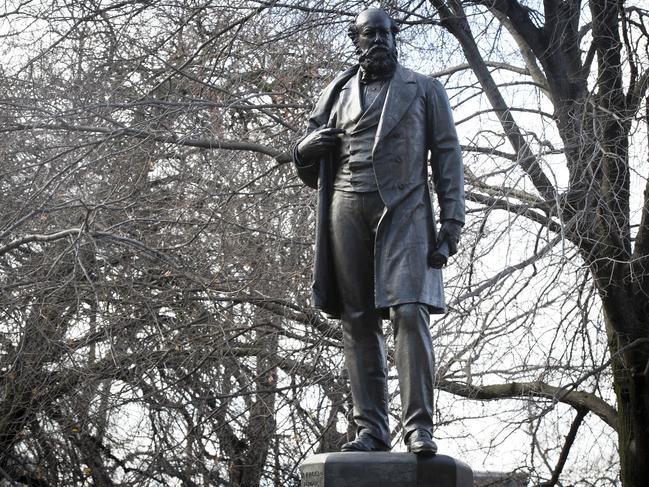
[437,220,462,257]
[436,220,463,256]
[427,220,462,268]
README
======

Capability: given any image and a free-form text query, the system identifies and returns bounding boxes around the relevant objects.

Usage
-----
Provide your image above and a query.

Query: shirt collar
[359,66,395,85]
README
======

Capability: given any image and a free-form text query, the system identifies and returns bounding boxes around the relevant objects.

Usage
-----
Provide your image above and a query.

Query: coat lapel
[374,65,417,147]
[310,65,359,128]
[352,81,389,134]
[336,72,363,125]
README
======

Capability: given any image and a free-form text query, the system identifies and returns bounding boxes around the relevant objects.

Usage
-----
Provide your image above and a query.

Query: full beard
[359,45,398,77]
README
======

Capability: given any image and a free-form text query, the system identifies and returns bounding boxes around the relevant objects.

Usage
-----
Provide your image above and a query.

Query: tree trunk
[602,301,649,487]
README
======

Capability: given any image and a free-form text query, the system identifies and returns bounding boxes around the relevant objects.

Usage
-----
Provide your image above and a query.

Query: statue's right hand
[297,127,346,161]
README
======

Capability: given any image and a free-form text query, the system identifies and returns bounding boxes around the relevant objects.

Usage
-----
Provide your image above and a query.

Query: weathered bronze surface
[294,8,465,453]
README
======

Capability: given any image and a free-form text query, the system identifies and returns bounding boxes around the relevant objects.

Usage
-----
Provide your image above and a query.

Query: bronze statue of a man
[293,8,465,454]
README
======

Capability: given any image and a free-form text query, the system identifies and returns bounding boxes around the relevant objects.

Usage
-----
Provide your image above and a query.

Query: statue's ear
[390,18,400,38]
[347,22,358,44]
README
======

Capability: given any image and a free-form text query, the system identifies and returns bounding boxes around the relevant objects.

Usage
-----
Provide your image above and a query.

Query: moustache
[360,45,392,63]
[365,44,389,55]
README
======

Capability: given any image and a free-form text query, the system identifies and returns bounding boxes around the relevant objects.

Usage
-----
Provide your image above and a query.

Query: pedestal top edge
[302,452,462,466]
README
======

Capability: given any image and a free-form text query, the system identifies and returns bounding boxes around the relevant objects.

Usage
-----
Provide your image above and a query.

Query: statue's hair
[347,9,399,51]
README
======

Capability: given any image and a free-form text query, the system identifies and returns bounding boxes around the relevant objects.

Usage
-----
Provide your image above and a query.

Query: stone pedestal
[301,452,473,487]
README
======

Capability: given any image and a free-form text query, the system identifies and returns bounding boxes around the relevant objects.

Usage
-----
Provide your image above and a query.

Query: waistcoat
[333,76,389,192]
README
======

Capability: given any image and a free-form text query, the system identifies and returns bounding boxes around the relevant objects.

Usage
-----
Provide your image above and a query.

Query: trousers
[330,190,435,447]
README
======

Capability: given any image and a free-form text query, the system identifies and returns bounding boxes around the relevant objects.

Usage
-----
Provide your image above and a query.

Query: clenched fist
[428,220,463,268]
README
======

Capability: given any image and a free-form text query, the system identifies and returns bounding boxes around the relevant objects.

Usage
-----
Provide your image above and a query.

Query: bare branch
[438,380,617,430]
[0,228,81,256]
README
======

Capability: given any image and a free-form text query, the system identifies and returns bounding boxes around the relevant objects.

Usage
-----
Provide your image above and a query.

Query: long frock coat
[294,64,465,319]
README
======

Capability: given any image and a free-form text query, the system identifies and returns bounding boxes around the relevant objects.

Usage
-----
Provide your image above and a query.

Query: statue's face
[354,9,394,56]
[354,9,398,77]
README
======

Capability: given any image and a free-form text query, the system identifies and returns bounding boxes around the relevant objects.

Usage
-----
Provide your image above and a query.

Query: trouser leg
[330,190,390,447]
[390,302,435,439]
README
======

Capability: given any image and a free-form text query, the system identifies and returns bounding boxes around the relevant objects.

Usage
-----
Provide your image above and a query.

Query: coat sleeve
[426,78,465,225]
[292,116,323,190]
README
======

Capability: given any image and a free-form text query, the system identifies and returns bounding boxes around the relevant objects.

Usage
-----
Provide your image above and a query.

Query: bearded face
[351,9,398,78]
[358,43,398,77]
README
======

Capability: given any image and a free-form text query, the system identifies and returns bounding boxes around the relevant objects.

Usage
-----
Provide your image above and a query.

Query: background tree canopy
[1,1,648,486]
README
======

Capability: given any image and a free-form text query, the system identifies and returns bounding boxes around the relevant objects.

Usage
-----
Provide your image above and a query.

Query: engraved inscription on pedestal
[302,467,324,487]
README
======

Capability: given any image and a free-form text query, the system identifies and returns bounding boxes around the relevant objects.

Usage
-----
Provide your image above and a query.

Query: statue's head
[348,8,399,77]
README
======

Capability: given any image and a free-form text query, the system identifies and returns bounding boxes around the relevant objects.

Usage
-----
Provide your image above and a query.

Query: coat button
[398,183,405,189]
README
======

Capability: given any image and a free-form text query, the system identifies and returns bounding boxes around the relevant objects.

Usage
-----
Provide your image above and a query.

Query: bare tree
[0,1,647,486]
[425,2,649,486]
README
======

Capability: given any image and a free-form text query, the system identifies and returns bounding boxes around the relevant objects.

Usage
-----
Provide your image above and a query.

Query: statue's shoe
[341,434,390,452]
[406,429,438,455]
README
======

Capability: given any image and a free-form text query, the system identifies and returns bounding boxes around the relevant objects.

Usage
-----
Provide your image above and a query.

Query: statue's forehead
[355,9,392,29]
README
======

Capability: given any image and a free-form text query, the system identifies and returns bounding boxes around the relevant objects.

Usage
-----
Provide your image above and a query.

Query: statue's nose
[372,35,388,47]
